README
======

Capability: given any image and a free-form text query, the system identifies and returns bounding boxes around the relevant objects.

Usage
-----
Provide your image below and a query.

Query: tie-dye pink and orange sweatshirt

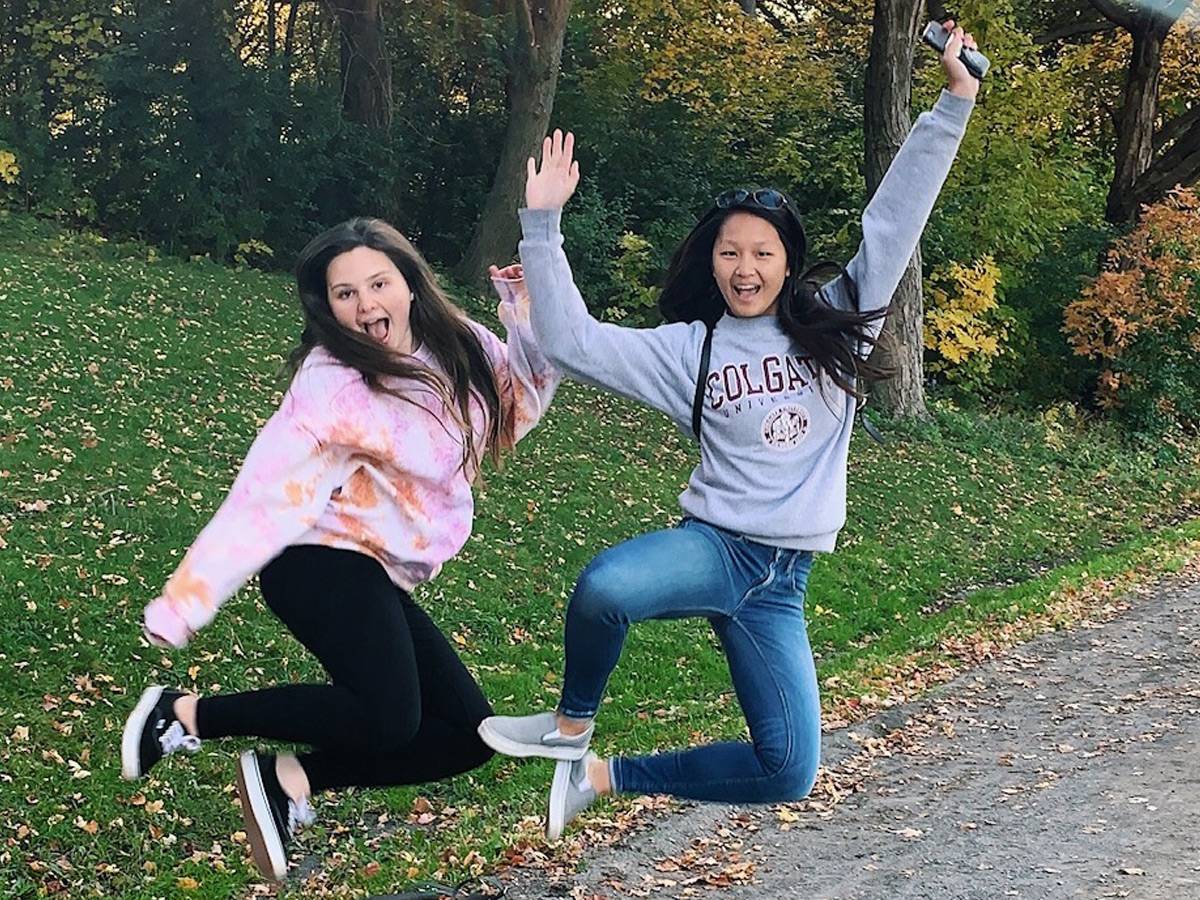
[142,283,559,648]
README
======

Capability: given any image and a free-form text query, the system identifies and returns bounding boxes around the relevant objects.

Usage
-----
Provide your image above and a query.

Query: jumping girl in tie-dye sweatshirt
[120,217,558,881]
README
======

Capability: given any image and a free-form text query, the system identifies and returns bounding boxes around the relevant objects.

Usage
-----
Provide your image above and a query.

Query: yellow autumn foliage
[924,256,1011,387]
[0,150,19,185]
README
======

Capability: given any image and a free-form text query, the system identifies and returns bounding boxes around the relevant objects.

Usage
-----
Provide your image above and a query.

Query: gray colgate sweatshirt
[519,90,973,551]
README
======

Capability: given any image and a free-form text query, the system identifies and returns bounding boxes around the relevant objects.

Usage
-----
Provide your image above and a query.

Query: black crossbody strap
[692,323,714,442]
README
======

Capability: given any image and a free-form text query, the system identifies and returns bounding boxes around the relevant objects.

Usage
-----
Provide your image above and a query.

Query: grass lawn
[1,211,1197,898]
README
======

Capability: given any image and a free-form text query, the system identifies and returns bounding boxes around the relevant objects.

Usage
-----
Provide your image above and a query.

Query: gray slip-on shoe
[477,710,593,761]
[546,752,599,840]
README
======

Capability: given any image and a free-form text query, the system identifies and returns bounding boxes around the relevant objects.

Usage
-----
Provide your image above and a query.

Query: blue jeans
[558,518,819,803]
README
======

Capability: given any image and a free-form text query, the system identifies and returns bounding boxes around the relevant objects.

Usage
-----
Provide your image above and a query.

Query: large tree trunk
[863,0,928,419]
[329,0,391,130]
[454,0,571,285]
[1087,0,1197,222]
[1105,19,1167,222]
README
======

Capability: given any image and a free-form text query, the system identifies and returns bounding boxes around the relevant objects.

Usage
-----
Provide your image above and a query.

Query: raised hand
[940,20,980,101]
[525,129,580,211]
[488,263,525,281]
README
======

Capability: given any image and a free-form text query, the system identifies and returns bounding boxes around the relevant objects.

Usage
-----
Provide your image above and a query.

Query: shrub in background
[1063,187,1200,441]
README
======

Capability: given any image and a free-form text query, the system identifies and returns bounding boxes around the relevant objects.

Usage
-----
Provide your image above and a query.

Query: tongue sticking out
[366,318,390,342]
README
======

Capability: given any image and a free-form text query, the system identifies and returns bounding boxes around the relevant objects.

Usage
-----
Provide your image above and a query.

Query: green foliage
[996,220,1114,405]
[603,232,662,326]
[0,0,1188,409]
[552,0,856,314]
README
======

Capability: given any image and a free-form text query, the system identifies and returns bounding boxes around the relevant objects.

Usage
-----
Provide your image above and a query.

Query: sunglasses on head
[714,188,788,210]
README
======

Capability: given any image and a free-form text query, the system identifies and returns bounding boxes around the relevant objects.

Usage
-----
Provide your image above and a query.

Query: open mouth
[362,317,391,343]
[733,285,761,300]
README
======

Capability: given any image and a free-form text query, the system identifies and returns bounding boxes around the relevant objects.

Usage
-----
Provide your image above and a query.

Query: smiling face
[326,246,415,354]
[711,211,790,318]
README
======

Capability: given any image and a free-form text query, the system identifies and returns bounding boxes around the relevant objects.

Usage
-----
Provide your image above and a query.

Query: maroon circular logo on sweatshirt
[761,404,809,450]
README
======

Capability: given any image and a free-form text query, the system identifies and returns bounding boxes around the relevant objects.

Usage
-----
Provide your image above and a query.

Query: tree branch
[1088,0,1135,29]
[1135,137,1200,207]
[1132,113,1200,207]
[1034,18,1117,44]
[808,0,860,26]
[513,0,535,46]
[1155,104,1200,153]
[758,2,792,35]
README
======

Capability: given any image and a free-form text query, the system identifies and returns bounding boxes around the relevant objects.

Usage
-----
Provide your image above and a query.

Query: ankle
[587,757,611,796]
[555,713,592,737]
[275,754,311,803]
[173,694,201,737]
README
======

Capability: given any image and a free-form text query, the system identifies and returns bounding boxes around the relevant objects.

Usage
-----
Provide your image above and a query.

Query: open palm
[526,129,580,210]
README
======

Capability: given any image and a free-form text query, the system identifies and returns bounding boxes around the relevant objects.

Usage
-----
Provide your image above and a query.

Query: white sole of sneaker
[477,719,589,762]
[120,685,164,780]
[546,759,572,840]
[236,751,287,881]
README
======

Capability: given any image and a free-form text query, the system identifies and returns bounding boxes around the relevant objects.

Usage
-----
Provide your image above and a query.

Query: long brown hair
[658,193,894,400]
[289,217,510,471]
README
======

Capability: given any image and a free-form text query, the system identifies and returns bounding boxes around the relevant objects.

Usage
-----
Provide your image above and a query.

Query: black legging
[194,545,494,793]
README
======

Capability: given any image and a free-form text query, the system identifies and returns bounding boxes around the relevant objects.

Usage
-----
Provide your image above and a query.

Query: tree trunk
[283,0,302,76]
[1086,0,1198,222]
[454,0,571,285]
[1105,21,1166,222]
[330,0,391,130]
[863,0,928,419]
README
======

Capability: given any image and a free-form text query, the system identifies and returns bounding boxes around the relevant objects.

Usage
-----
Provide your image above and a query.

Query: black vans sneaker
[121,685,201,780]
[235,750,315,881]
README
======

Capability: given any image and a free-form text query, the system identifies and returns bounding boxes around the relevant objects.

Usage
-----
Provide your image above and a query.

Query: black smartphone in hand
[921,21,990,80]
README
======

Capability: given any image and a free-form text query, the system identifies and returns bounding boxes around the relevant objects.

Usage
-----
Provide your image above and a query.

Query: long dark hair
[657,193,894,399]
[289,217,511,471]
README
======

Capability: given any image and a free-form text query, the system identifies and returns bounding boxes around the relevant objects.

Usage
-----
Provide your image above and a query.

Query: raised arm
[822,22,978,344]
[472,266,562,446]
[517,131,699,428]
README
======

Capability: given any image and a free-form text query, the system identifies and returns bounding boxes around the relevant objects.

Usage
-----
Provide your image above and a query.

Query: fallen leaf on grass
[73,817,98,835]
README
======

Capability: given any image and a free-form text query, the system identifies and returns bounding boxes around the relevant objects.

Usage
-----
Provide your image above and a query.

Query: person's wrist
[948,77,978,100]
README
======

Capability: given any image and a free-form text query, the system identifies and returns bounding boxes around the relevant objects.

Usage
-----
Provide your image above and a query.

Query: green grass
[1,210,1198,898]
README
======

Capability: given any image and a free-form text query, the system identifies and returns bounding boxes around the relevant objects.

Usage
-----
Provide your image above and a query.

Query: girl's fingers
[542,135,552,170]
[945,29,963,57]
[527,155,536,183]
[965,32,977,50]
[563,130,575,169]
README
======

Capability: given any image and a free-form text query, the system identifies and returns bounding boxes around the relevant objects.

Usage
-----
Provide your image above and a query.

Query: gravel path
[501,569,1200,900]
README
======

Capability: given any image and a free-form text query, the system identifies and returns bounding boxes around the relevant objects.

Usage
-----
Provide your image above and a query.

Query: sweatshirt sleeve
[518,207,701,429]
[470,276,562,446]
[821,89,974,350]
[141,360,350,648]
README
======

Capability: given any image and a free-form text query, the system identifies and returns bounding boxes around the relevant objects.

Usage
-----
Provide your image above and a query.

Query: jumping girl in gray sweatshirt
[480,21,979,839]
